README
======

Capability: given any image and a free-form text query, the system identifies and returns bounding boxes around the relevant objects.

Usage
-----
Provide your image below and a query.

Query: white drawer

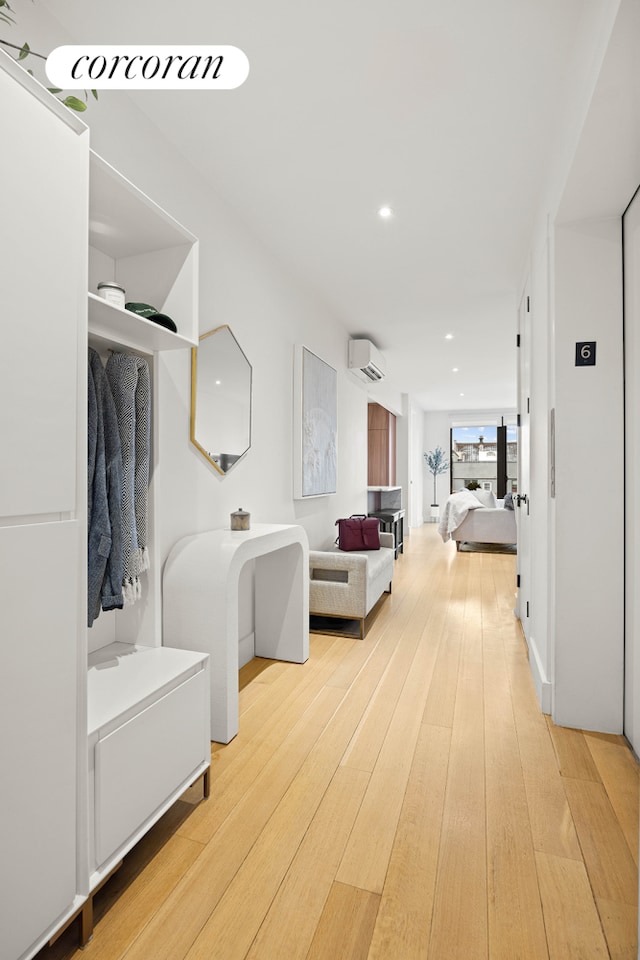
[95,667,207,866]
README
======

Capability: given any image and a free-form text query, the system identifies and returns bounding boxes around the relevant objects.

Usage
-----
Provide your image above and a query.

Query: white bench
[309,532,394,639]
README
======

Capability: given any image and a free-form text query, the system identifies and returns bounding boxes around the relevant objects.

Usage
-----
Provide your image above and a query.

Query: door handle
[515,494,528,507]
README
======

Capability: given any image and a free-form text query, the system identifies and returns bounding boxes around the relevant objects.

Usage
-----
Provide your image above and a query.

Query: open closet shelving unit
[85,152,210,914]
[0,52,211,960]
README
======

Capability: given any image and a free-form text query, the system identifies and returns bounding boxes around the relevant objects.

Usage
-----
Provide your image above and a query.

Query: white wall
[395,394,424,529]
[396,395,410,523]
[552,218,624,731]
[408,398,424,528]
[422,412,450,511]
[92,108,372,553]
[13,6,370,559]
[519,0,639,735]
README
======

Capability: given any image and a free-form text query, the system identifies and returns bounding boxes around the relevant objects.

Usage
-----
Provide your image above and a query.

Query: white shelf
[88,293,197,353]
[88,150,199,346]
[88,642,207,737]
[89,152,197,259]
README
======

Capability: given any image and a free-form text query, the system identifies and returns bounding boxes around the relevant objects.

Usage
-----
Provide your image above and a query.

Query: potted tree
[424,446,449,522]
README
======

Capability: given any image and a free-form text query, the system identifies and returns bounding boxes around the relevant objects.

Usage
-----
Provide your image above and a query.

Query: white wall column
[552,217,624,732]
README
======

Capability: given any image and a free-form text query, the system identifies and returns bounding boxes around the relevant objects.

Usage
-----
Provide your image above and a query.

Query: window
[450,422,517,496]
[506,425,518,494]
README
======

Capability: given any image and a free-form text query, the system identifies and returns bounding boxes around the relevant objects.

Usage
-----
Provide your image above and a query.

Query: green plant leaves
[1,6,98,114]
[62,95,87,112]
[0,0,15,26]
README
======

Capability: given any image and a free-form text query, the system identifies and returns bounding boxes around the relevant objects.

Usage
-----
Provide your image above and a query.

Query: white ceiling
[43,0,610,411]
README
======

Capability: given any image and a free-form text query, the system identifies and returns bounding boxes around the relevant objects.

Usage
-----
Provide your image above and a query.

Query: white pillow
[471,489,497,508]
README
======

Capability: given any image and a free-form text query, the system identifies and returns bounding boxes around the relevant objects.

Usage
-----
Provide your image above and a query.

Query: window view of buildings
[451,425,517,494]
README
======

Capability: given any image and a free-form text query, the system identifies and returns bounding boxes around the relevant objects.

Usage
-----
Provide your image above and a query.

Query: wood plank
[120,685,347,960]
[322,532,431,699]
[596,897,638,960]
[244,766,370,960]
[239,656,274,687]
[563,777,638,906]
[32,523,640,960]
[584,730,639,865]
[427,560,488,960]
[338,630,421,774]
[238,678,269,713]
[339,564,446,774]
[367,724,451,960]
[508,650,582,860]
[535,852,610,959]
[180,634,415,960]
[181,764,368,960]
[147,592,420,960]
[422,562,466,729]
[84,835,204,960]
[305,882,380,960]
[482,567,549,960]
[546,717,602,782]
[179,636,353,845]
[336,601,442,893]
[420,626,461,729]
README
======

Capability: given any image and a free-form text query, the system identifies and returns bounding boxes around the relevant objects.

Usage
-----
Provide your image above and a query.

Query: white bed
[439,489,517,549]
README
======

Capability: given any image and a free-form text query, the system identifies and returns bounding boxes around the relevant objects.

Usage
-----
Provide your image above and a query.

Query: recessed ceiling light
[378,205,393,218]
[445,334,454,340]
[452,367,459,373]
[460,393,465,397]
[215,380,221,385]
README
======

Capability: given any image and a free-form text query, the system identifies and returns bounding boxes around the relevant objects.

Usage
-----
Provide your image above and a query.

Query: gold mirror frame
[190,324,252,475]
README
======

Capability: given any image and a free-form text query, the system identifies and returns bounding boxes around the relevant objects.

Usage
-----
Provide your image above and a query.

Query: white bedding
[453,505,517,545]
[438,490,482,542]
[439,491,517,545]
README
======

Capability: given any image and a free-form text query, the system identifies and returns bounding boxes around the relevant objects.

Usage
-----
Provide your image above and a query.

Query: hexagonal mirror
[190,325,252,474]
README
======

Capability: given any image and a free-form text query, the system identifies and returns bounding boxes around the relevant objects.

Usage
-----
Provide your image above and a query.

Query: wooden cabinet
[0,52,208,960]
[368,403,396,486]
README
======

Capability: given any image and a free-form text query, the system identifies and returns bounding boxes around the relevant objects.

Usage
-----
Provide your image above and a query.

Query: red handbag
[335,515,381,551]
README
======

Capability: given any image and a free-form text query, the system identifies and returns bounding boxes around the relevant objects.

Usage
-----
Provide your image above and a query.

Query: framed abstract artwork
[293,345,337,498]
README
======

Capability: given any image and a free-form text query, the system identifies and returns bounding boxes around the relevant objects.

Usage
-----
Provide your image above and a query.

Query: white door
[0,522,81,960]
[516,286,532,638]
[623,186,640,754]
[0,55,88,958]
[0,60,87,518]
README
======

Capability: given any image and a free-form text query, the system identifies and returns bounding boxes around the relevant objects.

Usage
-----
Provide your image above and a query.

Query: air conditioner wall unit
[348,339,386,383]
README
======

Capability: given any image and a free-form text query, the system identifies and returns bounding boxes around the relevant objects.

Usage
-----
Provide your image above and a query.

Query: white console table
[163,523,309,743]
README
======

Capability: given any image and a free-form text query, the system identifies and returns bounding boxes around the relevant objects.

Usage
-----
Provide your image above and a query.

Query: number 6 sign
[575,341,596,366]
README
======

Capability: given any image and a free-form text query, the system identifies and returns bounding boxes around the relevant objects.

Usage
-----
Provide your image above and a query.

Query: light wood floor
[40,523,638,960]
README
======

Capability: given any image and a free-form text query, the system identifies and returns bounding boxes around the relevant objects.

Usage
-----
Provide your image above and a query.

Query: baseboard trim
[239,631,255,668]
[527,634,552,714]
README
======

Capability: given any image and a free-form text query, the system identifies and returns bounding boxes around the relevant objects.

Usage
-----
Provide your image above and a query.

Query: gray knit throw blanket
[105,352,151,604]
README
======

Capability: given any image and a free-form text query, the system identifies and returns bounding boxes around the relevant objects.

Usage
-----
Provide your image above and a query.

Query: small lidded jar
[230,507,250,531]
[97,281,126,309]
